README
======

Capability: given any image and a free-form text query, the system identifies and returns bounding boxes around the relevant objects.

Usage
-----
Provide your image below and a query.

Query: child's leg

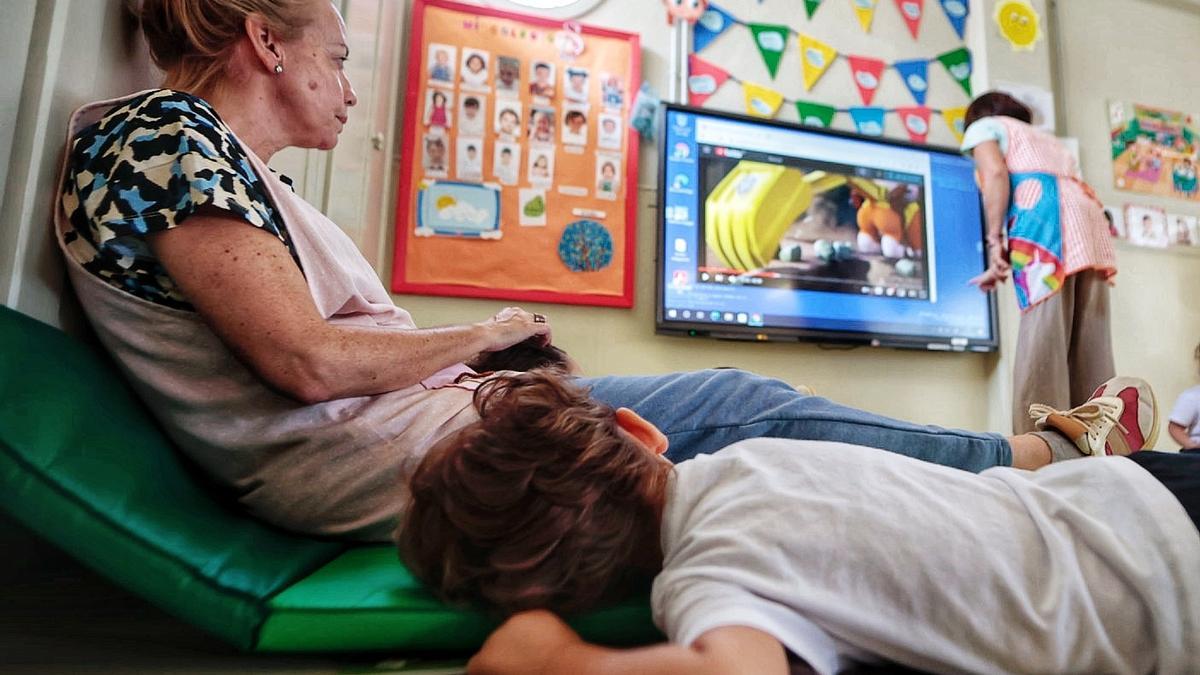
[578,369,1011,472]
[1126,452,1200,529]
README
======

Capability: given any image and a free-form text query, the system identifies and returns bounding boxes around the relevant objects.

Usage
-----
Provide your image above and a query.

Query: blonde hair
[134,0,320,95]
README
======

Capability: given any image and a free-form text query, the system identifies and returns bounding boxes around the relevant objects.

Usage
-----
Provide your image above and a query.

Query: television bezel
[654,103,1000,353]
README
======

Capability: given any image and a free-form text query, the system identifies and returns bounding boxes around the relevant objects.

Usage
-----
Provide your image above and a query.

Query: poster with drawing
[394,0,640,307]
[1110,100,1200,201]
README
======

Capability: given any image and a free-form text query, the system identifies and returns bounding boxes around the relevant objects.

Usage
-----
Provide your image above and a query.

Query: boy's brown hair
[398,370,670,615]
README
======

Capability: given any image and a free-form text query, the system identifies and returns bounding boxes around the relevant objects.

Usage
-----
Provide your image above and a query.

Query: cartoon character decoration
[994,0,1041,51]
[663,0,709,24]
[853,183,924,260]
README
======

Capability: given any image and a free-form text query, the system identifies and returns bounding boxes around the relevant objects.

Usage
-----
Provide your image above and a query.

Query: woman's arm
[149,209,549,403]
[969,140,1012,291]
[1169,422,1193,448]
[467,610,788,675]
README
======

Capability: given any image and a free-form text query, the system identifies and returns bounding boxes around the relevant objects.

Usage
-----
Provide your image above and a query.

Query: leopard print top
[60,89,300,310]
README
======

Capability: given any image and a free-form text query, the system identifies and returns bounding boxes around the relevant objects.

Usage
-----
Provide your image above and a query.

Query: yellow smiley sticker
[994,0,1041,51]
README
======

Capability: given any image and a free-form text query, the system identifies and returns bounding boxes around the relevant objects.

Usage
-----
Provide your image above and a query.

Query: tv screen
[656,104,998,352]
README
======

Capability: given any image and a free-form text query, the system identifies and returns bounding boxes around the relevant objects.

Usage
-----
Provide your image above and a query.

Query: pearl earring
[274,63,284,74]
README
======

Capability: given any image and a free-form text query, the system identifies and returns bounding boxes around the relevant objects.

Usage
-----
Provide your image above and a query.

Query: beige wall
[1054,0,1200,446]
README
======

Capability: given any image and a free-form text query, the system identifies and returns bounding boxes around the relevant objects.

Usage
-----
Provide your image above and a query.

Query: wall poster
[1109,100,1200,202]
[392,0,641,307]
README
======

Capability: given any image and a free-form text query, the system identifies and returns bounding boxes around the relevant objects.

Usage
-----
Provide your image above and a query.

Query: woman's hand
[479,307,552,352]
[468,610,579,675]
[970,239,1010,291]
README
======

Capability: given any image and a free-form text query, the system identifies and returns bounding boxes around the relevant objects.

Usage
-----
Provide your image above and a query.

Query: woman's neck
[174,78,286,162]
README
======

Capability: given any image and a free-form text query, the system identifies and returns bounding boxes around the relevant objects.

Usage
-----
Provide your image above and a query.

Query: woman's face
[276,2,358,151]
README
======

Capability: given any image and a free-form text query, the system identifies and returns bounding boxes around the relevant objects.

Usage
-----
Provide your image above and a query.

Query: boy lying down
[399,371,1200,674]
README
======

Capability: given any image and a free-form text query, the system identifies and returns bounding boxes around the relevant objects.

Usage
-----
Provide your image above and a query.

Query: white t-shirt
[652,439,1200,674]
[1170,385,1200,447]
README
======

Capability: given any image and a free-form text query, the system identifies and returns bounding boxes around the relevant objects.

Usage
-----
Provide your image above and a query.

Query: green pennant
[748,23,791,79]
[804,0,824,20]
[795,100,838,128]
[936,47,973,97]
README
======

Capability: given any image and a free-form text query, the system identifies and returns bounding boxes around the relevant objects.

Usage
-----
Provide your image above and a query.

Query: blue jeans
[578,369,1010,472]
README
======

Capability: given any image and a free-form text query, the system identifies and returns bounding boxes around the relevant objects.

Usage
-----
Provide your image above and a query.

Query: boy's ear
[614,408,669,455]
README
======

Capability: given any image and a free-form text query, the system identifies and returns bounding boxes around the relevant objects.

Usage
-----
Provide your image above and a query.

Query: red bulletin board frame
[391,0,641,308]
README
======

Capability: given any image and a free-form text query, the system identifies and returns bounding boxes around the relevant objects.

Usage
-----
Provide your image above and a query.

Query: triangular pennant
[795,100,839,128]
[896,106,932,143]
[748,23,791,78]
[942,105,967,144]
[850,0,879,33]
[693,3,737,53]
[936,47,973,96]
[939,0,969,39]
[743,81,785,118]
[893,59,930,105]
[687,54,731,106]
[849,107,886,136]
[804,0,824,19]
[798,34,838,91]
[847,55,886,106]
[893,0,925,39]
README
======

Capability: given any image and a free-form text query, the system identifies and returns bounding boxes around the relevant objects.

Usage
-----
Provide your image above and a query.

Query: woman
[56,1,1095,541]
[961,91,1118,434]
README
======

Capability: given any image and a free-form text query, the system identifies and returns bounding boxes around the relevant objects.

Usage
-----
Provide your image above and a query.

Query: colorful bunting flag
[893,59,930,105]
[942,105,968,143]
[693,3,737,53]
[743,81,785,118]
[896,106,933,143]
[936,47,973,97]
[798,34,838,91]
[849,107,887,136]
[748,23,791,78]
[687,54,731,106]
[939,0,970,40]
[894,0,925,39]
[850,0,879,33]
[847,56,886,106]
[804,0,824,19]
[795,100,839,128]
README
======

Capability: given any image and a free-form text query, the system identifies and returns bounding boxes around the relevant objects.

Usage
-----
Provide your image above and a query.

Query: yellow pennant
[850,0,878,33]
[798,34,838,91]
[942,106,968,144]
[742,81,785,118]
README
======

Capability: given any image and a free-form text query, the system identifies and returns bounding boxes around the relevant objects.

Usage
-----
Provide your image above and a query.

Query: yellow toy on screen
[704,161,812,271]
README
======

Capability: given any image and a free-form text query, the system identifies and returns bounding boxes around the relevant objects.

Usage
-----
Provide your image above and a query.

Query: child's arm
[1169,421,1193,448]
[467,610,788,675]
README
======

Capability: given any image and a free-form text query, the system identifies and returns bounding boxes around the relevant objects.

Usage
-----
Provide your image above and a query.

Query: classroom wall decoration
[392,0,640,307]
[1109,100,1200,203]
[685,2,973,144]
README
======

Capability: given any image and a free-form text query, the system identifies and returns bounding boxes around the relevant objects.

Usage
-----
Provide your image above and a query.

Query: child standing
[1170,341,1200,452]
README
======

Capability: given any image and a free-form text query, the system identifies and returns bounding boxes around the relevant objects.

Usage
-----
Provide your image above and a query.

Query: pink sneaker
[1028,376,1159,456]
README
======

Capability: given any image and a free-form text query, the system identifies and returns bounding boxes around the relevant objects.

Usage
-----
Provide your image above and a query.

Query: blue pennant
[849,107,887,137]
[893,59,930,106]
[693,3,738,53]
[939,0,969,40]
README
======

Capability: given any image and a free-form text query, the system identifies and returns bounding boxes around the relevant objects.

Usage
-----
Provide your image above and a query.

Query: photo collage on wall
[418,39,628,230]
[1105,204,1200,250]
[395,0,641,307]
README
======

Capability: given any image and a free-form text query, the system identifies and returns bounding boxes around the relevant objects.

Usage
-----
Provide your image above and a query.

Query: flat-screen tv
[655,104,998,352]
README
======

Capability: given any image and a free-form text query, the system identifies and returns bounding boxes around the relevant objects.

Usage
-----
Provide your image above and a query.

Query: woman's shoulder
[69,89,235,169]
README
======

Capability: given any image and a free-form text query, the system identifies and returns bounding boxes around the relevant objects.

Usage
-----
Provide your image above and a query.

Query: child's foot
[1028,377,1159,456]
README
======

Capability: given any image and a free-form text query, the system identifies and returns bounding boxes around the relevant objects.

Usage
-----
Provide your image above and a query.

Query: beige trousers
[1012,269,1115,434]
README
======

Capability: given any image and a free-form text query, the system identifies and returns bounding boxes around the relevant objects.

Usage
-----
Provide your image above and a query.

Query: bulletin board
[391,0,641,307]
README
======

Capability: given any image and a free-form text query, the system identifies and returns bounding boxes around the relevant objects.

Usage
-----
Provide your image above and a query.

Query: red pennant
[893,0,925,39]
[687,53,731,106]
[896,106,932,143]
[847,56,886,106]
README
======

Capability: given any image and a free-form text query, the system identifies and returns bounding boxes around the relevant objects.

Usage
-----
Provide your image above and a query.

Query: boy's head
[500,147,512,164]
[602,117,617,134]
[565,110,586,130]
[398,370,671,615]
[499,108,518,132]
[466,53,485,72]
[601,161,616,179]
[463,97,480,116]
[466,144,478,159]
[535,63,550,81]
